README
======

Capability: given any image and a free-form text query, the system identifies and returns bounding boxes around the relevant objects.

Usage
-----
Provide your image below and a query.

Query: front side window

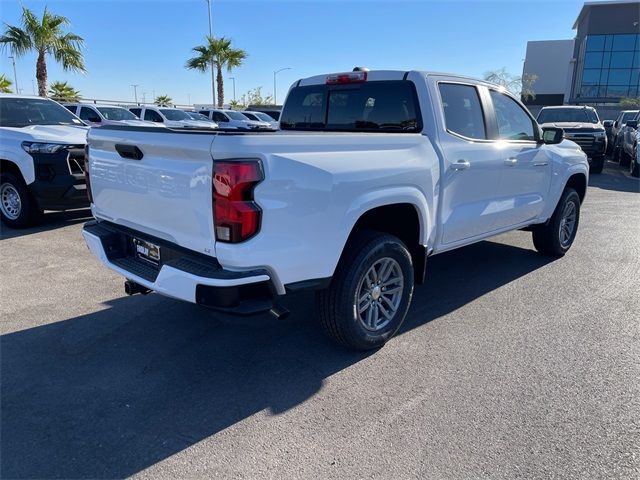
[280,80,421,132]
[80,107,101,122]
[129,108,142,117]
[489,90,535,141]
[438,83,486,140]
[144,109,163,122]
[211,112,229,122]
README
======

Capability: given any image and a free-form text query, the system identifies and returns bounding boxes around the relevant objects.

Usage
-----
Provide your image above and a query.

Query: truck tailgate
[88,127,217,257]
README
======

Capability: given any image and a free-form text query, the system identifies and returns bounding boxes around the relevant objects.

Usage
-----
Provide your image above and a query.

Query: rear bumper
[82,220,277,315]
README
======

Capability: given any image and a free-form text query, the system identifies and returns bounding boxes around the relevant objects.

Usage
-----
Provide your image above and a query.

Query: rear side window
[64,105,77,114]
[489,90,536,141]
[280,80,421,132]
[439,83,486,140]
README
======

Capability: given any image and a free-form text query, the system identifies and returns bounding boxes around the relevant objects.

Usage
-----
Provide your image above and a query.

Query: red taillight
[213,160,264,243]
[326,71,367,85]
[84,144,93,203]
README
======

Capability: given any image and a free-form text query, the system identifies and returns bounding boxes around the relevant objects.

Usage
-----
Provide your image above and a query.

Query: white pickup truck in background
[83,69,589,350]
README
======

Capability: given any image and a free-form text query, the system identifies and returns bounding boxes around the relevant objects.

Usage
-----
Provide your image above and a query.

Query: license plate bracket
[132,237,161,266]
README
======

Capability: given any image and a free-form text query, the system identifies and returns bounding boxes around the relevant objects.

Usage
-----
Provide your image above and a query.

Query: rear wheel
[532,188,580,256]
[630,143,639,178]
[316,230,414,350]
[0,172,42,229]
[590,155,604,174]
[619,145,631,168]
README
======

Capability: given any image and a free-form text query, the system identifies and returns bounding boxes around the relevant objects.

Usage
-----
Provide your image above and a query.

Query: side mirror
[542,127,564,145]
[625,120,638,129]
[614,121,619,128]
[603,120,613,128]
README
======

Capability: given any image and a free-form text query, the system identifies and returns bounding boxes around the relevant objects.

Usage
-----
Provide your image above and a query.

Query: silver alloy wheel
[558,199,577,248]
[356,257,404,332]
[0,182,22,220]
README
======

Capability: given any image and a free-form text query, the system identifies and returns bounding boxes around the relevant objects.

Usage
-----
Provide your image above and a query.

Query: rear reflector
[213,160,264,243]
[326,71,367,84]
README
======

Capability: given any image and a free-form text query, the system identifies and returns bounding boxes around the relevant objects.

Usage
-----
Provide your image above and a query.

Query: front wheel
[630,144,639,178]
[316,231,414,350]
[619,146,631,168]
[532,188,581,256]
[590,155,605,174]
[0,173,42,228]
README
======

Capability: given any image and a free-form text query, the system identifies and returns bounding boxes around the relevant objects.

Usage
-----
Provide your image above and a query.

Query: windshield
[159,109,191,120]
[537,108,598,124]
[0,97,84,128]
[241,112,258,120]
[621,111,639,124]
[97,107,137,121]
[253,112,274,122]
[226,111,250,121]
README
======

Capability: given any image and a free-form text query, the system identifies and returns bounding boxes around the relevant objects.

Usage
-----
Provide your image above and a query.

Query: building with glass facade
[523,1,640,107]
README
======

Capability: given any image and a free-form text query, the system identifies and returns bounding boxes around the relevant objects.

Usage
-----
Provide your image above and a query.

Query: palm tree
[154,95,172,107]
[0,74,13,93]
[48,80,80,101]
[186,36,246,108]
[0,6,85,97]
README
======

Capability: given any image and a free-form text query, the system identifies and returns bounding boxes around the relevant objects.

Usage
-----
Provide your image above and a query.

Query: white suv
[64,103,152,127]
[128,106,217,129]
[198,109,271,130]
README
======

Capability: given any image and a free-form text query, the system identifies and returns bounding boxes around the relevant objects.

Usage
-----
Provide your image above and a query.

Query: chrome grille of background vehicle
[66,148,86,175]
[563,131,595,150]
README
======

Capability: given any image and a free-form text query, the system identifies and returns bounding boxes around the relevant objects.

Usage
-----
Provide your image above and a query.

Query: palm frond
[0,24,33,55]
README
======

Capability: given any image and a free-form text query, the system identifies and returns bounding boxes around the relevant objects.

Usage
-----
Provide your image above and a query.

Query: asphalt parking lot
[1,161,639,479]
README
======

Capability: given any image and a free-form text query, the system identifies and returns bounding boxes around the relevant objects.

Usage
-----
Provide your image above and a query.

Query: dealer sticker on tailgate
[133,238,161,265]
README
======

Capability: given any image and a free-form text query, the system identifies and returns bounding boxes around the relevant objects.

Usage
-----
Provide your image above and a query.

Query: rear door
[485,89,551,228]
[436,81,504,245]
[88,127,217,256]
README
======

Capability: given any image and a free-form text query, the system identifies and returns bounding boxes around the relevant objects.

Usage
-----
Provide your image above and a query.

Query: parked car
[128,105,217,129]
[83,69,588,350]
[245,105,282,121]
[630,128,639,178]
[198,109,272,130]
[536,105,606,174]
[241,111,279,129]
[185,111,216,123]
[64,103,153,127]
[611,110,638,147]
[0,94,89,228]
[615,112,639,173]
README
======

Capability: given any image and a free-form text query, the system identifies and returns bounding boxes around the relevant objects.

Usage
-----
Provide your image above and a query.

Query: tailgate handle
[115,144,144,160]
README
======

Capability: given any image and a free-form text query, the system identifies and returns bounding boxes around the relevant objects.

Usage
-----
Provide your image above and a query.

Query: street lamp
[131,84,139,104]
[205,0,216,107]
[228,76,236,102]
[273,67,291,105]
[8,56,18,94]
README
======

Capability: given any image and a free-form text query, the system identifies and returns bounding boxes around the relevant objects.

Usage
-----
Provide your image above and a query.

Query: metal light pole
[273,67,291,105]
[205,0,216,107]
[8,56,18,93]
[228,76,236,102]
[131,84,139,104]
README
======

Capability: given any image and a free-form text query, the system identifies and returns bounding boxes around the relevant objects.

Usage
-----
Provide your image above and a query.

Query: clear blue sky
[0,0,596,105]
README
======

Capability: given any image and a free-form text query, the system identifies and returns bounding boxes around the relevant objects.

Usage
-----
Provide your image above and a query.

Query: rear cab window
[280,80,422,132]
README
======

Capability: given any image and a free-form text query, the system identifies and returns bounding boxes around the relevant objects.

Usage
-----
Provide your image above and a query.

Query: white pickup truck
[83,69,589,350]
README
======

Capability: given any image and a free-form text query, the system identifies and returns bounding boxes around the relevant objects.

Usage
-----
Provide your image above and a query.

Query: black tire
[316,230,414,350]
[631,144,639,178]
[590,155,605,174]
[0,172,42,229]
[619,145,631,168]
[532,188,580,256]
[612,142,621,163]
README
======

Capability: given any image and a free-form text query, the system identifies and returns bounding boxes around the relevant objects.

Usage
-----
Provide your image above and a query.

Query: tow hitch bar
[124,280,151,296]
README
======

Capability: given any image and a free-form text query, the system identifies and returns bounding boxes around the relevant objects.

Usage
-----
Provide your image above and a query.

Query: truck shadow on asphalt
[588,161,639,193]
[0,208,92,240]
[1,240,555,479]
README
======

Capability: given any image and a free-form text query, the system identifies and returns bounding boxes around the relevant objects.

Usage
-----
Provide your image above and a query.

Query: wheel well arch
[0,159,25,183]
[346,203,427,284]
[565,173,587,202]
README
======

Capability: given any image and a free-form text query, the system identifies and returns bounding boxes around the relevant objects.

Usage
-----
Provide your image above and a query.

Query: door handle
[451,159,471,171]
[533,161,549,166]
[115,144,144,160]
[504,158,518,166]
